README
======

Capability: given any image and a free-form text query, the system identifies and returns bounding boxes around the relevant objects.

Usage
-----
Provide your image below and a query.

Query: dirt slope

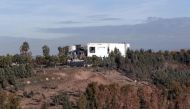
[18,68,139,109]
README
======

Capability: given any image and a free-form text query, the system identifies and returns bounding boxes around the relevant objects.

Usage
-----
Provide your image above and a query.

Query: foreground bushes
[0,92,21,109]
[78,83,138,109]
[86,49,190,102]
[50,92,72,109]
[77,83,190,109]
[0,65,33,89]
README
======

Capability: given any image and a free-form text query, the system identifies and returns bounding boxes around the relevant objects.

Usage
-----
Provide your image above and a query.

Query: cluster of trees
[0,42,33,89]
[86,48,124,69]
[0,41,71,69]
[87,48,190,100]
[0,42,32,67]
[0,64,33,89]
[35,45,68,67]
[0,41,71,89]
[87,48,190,81]
[35,45,58,66]
[1,41,189,108]
[1,41,190,89]
[3,41,190,70]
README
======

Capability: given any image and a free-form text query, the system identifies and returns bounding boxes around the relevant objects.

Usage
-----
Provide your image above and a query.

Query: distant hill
[0,17,190,55]
[41,17,190,50]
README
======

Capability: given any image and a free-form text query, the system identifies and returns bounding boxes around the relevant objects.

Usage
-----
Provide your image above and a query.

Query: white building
[87,43,130,57]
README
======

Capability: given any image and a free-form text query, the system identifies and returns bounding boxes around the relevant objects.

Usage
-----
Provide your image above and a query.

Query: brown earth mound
[18,68,141,109]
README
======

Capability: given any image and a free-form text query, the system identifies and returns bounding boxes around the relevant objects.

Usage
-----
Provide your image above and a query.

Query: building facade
[87,43,130,57]
[67,45,86,59]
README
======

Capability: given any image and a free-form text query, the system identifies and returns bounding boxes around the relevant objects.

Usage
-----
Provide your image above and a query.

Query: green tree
[0,55,12,68]
[108,48,123,69]
[12,54,31,64]
[58,46,69,56]
[58,46,64,56]
[20,41,30,55]
[59,55,67,65]
[58,46,68,65]
[49,55,59,68]
[35,56,46,66]
[42,45,50,57]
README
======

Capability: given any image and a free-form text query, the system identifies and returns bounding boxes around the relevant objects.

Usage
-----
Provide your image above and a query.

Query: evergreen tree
[42,45,50,57]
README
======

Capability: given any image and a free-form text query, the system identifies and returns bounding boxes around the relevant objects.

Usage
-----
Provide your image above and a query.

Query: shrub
[85,83,97,109]
[0,65,33,89]
[0,92,21,109]
[78,95,87,109]
[51,92,72,109]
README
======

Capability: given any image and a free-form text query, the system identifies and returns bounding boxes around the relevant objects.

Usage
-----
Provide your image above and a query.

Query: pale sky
[0,0,190,39]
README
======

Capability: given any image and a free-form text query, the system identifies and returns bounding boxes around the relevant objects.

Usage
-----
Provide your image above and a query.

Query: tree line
[1,41,190,108]
[0,41,69,89]
[87,48,190,102]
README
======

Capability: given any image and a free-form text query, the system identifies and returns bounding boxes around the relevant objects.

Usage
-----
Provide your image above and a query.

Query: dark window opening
[90,47,95,53]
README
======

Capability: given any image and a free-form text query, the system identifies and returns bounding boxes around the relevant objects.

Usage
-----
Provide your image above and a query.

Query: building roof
[87,42,129,45]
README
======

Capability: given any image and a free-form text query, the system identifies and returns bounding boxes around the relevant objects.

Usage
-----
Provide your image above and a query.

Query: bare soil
[17,68,140,109]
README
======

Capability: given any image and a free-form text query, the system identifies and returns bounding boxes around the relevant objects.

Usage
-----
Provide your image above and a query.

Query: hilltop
[17,68,137,108]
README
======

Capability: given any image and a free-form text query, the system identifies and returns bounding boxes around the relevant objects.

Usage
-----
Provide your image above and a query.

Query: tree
[49,55,59,68]
[59,55,67,65]
[58,46,63,56]
[58,46,69,56]
[20,41,30,55]
[108,48,123,69]
[12,54,32,64]
[0,55,12,68]
[42,45,50,57]
[58,46,69,65]
[35,56,46,66]
[19,42,32,64]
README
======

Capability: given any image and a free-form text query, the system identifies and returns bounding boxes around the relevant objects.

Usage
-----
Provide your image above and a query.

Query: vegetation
[1,41,190,108]
[0,92,21,109]
[77,83,137,109]
[20,41,30,56]
[86,48,190,102]
[42,45,50,58]
[0,64,33,89]
[0,42,33,90]
[51,92,72,109]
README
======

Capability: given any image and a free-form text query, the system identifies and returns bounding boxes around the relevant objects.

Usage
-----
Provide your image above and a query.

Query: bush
[0,92,21,109]
[51,92,72,109]
[86,49,190,100]
[78,95,87,109]
[85,83,98,109]
[0,65,33,89]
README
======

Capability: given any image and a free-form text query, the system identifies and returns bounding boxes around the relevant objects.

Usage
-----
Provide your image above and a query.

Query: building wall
[87,43,130,57]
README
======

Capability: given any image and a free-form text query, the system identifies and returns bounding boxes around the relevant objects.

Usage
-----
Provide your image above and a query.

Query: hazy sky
[0,0,190,39]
